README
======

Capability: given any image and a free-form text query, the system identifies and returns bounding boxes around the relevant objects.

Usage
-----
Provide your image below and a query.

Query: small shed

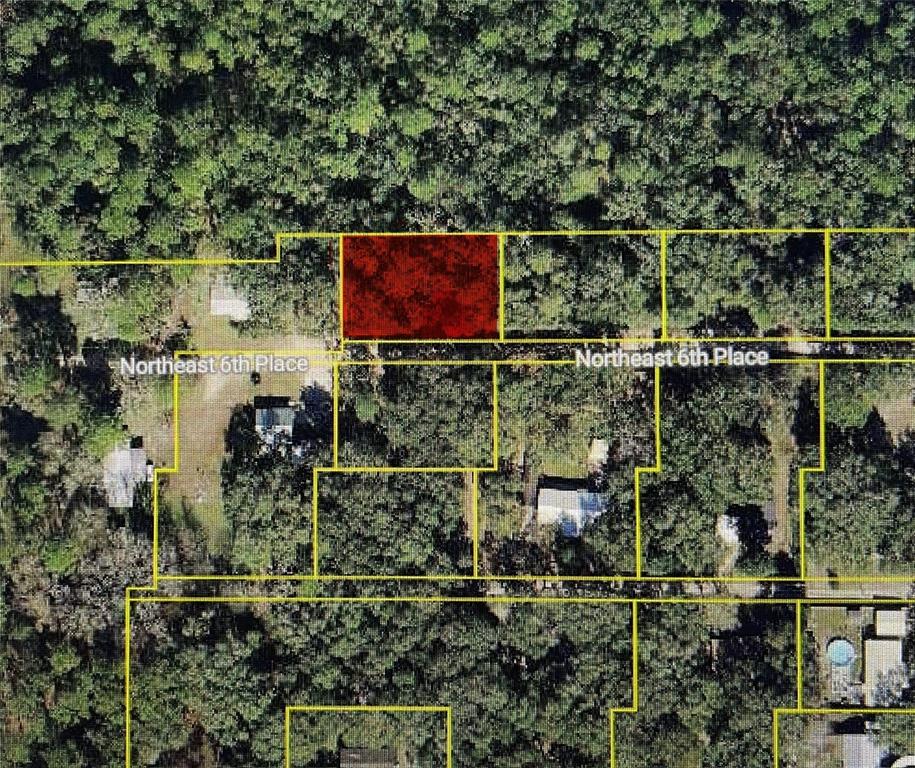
[587,438,609,473]
[210,275,251,321]
[716,515,740,547]
[875,609,908,638]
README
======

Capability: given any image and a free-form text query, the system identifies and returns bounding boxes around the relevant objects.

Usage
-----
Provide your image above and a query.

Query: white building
[254,396,296,448]
[863,608,909,706]
[536,487,604,537]
[103,445,151,508]
[864,639,907,706]
[875,610,908,639]
[842,733,886,768]
[210,275,251,321]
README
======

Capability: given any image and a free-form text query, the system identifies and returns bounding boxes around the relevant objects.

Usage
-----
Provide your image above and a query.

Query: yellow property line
[153,353,915,584]
[471,471,480,577]
[128,594,915,605]
[795,601,804,709]
[14,228,915,345]
[154,572,915,583]
[797,361,827,580]
[659,231,669,341]
[491,362,499,470]
[148,350,915,585]
[343,338,904,345]
[0,257,280,267]
[609,602,639,768]
[498,234,505,340]
[633,368,662,578]
[311,467,320,577]
[337,234,345,344]
[332,362,339,468]
[272,228,915,236]
[313,360,498,576]
[9,226,915,350]
[289,705,450,712]
[823,230,832,340]
[123,592,915,768]
[123,588,133,767]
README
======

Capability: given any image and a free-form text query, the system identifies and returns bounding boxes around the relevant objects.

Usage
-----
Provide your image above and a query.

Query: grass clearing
[875,393,915,444]
[166,362,332,555]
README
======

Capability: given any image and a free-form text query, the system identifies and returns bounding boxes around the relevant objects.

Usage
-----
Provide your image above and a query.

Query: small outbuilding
[210,275,251,321]
[587,438,609,473]
[103,442,152,508]
[875,610,908,639]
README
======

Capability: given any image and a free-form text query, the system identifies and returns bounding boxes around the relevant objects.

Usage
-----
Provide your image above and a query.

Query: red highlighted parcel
[342,234,499,340]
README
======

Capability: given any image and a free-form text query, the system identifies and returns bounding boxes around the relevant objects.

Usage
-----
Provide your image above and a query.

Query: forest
[807,364,915,577]
[337,363,493,468]
[480,363,652,577]
[618,603,797,768]
[641,364,819,577]
[503,235,660,339]
[128,600,634,768]
[5,1,915,260]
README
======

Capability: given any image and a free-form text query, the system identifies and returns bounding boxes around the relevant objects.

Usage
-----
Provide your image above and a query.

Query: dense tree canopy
[4,0,915,270]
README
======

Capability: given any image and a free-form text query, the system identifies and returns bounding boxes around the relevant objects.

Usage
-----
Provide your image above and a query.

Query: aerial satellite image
[2,2,915,768]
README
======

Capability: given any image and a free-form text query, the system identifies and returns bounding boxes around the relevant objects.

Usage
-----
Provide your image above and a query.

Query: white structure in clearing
[103,444,152,508]
[863,609,909,707]
[536,487,604,537]
[210,275,251,321]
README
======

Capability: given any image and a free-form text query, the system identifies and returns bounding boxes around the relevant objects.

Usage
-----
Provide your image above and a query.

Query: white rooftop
[875,609,908,639]
[842,733,886,768]
[210,277,250,321]
[864,638,906,706]
[103,445,150,508]
[587,439,609,472]
[536,487,604,537]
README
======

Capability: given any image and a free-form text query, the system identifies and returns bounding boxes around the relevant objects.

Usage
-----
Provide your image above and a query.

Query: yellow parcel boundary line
[659,231,669,341]
[9,227,915,766]
[311,361,499,577]
[285,705,451,768]
[633,368,662,578]
[151,356,915,584]
[125,593,639,768]
[471,470,480,576]
[796,588,915,722]
[797,360,827,580]
[337,234,345,345]
[498,234,505,340]
[125,594,915,768]
[12,228,915,343]
[823,230,832,340]
[609,602,639,768]
[795,601,804,709]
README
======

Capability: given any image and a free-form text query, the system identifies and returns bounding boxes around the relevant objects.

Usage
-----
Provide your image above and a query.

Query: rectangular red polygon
[342,234,499,340]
